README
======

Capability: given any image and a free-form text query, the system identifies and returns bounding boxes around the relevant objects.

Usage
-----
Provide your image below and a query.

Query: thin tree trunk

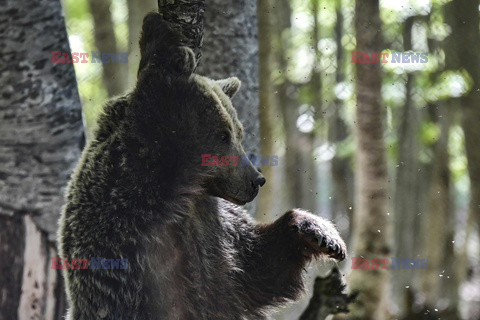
[347,0,391,318]
[420,102,455,313]
[310,0,322,120]
[298,134,316,212]
[196,0,259,215]
[274,0,303,211]
[279,82,303,210]
[330,3,354,234]
[392,16,422,314]
[0,0,83,318]
[274,4,315,214]
[87,0,127,97]
[257,0,275,222]
[272,1,313,318]
[418,2,474,317]
[127,0,157,87]
[300,0,320,213]
[451,0,480,256]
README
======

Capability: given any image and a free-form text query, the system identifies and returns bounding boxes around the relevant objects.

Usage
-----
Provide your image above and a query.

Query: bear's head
[193,75,266,205]
[129,12,265,205]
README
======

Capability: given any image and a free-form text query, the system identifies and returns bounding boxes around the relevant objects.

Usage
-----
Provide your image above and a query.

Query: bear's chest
[142,218,241,319]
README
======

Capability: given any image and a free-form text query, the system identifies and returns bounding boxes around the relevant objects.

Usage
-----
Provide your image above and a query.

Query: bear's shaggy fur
[58,12,346,320]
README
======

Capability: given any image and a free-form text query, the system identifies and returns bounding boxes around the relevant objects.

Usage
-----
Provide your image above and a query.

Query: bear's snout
[248,174,266,200]
[252,175,266,188]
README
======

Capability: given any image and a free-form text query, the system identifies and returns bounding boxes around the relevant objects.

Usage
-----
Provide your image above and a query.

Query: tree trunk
[158,0,205,64]
[452,0,480,256]
[274,0,303,212]
[127,0,157,87]
[329,3,354,237]
[256,0,275,222]
[310,0,322,120]
[347,0,391,318]
[392,16,422,314]
[0,0,83,318]
[279,82,303,211]
[196,0,259,215]
[420,102,456,313]
[300,0,320,213]
[271,1,315,318]
[87,0,127,96]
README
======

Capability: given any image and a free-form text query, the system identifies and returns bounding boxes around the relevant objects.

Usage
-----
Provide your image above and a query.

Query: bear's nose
[252,175,266,188]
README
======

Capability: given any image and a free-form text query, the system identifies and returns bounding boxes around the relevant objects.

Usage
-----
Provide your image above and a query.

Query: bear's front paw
[288,209,346,261]
[172,46,196,75]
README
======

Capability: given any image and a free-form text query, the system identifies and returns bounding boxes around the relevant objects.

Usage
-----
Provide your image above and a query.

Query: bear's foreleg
[236,209,346,311]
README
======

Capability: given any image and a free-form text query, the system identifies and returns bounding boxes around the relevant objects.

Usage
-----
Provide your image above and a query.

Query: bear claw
[289,209,347,261]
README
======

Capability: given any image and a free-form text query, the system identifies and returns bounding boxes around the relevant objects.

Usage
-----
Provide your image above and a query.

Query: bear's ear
[216,77,241,98]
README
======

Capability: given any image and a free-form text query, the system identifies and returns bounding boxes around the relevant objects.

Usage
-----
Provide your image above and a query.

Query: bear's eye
[220,132,230,144]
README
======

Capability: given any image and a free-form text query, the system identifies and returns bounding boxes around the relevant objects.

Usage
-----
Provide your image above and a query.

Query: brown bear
[58,12,346,320]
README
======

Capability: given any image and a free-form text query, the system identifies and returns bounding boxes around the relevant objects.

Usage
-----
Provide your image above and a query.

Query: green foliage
[420,121,441,145]
[425,70,471,101]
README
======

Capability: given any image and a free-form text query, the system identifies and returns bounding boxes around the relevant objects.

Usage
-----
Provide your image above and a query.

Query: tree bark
[256,0,275,222]
[0,215,25,320]
[87,0,127,96]
[0,0,83,318]
[158,0,205,65]
[347,0,391,318]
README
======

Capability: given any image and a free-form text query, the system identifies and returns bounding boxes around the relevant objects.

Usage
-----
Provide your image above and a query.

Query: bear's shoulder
[94,94,130,142]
